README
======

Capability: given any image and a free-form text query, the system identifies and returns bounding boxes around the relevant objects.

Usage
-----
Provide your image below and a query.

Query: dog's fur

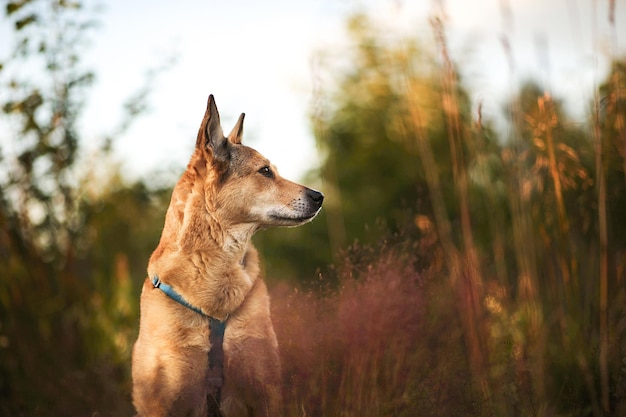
[132,95,323,417]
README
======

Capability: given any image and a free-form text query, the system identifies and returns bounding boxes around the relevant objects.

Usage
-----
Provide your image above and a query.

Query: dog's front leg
[220,278,283,417]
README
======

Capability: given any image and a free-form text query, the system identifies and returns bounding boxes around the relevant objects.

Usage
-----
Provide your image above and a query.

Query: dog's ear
[227,113,245,145]
[196,94,229,163]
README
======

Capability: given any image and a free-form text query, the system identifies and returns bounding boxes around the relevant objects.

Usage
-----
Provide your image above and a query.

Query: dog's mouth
[267,206,323,225]
[266,192,323,227]
[269,213,317,224]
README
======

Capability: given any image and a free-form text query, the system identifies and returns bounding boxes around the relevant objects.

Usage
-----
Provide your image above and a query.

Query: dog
[132,94,323,417]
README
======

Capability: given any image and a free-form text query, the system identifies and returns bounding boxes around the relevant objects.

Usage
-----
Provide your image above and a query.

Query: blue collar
[152,275,207,317]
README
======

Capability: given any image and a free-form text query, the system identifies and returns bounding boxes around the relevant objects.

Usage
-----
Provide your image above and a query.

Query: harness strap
[207,317,226,415]
[151,275,226,415]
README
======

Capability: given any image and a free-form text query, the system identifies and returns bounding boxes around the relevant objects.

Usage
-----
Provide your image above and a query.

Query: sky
[3,0,625,183]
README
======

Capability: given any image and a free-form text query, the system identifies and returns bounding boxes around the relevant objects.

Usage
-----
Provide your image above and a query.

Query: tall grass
[269,7,626,417]
[271,239,480,416]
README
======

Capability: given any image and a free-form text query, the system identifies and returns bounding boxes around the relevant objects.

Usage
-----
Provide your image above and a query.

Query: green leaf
[15,14,37,30]
[2,101,16,114]
[6,1,25,15]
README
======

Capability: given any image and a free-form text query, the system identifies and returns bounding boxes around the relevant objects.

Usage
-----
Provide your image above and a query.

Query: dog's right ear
[196,94,230,163]
[227,113,245,145]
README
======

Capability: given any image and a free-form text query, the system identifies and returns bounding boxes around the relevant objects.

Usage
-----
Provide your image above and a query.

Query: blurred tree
[258,10,626,415]
[497,70,626,415]
[0,1,169,414]
[503,81,595,292]
[0,1,123,413]
[597,58,626,415]
[255,14,482,285]
[1,0,97,265]
[598,60,626,245]
[76,169,171,360]
[508,82,594,234]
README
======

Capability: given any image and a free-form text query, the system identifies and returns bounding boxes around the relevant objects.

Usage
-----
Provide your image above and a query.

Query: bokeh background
[1,0,625,415]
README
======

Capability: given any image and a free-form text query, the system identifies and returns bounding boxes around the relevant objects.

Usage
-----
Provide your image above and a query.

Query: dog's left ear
[197,94,230,163]
[227,113,245,145]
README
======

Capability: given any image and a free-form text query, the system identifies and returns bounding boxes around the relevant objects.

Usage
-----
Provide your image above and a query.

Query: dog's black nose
[306,189,324,208]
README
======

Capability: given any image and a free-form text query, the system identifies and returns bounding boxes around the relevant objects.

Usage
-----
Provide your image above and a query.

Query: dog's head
[187,95,323,238]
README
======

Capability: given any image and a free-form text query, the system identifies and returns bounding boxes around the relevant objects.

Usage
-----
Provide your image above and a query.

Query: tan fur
[132,95,323,417]
[221,246,282,417]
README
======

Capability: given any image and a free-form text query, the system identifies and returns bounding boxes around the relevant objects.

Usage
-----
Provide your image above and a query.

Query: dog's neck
[152,196,254,269]
[147,165,257,306]
[222,222,258,254]
[147,214,255,320]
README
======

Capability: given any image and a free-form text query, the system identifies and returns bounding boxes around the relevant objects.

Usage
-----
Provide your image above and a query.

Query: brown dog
[132,95,323,416]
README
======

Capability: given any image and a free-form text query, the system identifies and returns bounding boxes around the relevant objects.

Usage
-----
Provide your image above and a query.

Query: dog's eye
[258,166,274,179]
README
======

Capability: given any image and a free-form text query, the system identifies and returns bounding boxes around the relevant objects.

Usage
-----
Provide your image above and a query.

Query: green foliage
[1,0,96,264]
[0,167,169,415]
[256,14,481,284]
[1,3,625,416]
[267,13,626,417]
[0,1,169,415]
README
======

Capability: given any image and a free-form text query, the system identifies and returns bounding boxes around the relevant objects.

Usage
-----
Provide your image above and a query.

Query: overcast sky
[3,0,625,183]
